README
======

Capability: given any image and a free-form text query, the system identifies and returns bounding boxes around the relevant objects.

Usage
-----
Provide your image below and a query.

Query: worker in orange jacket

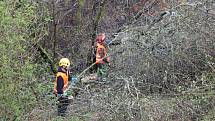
[54,58,71,116]
[95,33,110,81]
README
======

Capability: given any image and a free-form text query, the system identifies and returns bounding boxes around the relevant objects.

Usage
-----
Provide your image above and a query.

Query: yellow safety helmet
[59,58,70,67]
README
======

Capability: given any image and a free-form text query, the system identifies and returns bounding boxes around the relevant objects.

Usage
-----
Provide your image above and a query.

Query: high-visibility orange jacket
[96,43,107,64]
[54,70,69,94]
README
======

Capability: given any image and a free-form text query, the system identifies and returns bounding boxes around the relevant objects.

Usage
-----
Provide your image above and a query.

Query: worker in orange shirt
[95,33,110,81]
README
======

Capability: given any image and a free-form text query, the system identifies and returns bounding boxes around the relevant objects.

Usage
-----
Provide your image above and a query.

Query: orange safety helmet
[96,33,105,44]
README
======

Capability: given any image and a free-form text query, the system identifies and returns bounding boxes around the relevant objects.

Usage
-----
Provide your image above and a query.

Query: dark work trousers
[57,96,69,116]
